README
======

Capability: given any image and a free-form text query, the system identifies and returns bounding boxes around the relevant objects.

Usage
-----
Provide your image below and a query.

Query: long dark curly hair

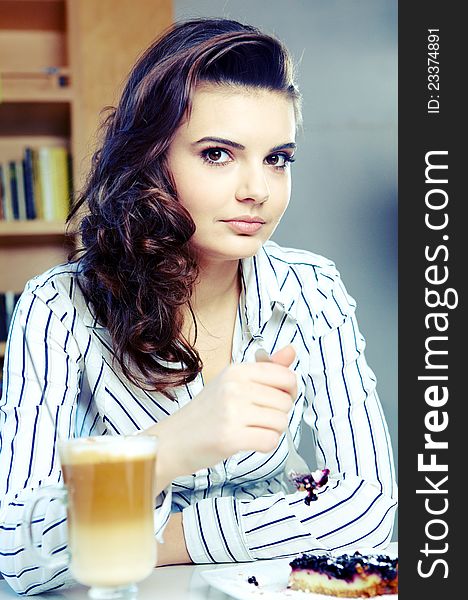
[68,17,302,398]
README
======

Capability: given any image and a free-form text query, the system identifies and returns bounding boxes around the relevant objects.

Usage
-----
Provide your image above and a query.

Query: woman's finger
[239,381,293,413]
[231,362,297,396]
[242,404,290,433]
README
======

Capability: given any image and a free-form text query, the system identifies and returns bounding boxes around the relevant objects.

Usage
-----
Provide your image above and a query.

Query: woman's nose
[235,164,270,204]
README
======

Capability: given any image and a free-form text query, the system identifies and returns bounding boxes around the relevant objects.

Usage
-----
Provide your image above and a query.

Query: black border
[399,3,463,596]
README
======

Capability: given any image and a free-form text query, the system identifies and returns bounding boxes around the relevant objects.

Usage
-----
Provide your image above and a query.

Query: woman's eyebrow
[192,136,296,153]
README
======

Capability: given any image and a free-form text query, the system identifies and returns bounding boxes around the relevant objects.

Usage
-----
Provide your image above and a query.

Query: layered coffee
[59,436,158,588]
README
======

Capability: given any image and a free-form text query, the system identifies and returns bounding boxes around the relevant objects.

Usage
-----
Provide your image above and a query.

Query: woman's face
[166,84,296,264]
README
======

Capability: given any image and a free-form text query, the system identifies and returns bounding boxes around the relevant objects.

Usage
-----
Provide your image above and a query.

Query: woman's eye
[201,148,231,166]
[266,153,294,168]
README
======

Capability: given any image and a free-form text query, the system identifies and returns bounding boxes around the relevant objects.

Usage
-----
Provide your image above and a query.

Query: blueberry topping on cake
[288,551,398,597]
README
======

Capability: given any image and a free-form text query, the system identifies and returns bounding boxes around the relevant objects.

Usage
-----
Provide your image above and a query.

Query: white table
[0,543,398,600]
[1,563,228,600]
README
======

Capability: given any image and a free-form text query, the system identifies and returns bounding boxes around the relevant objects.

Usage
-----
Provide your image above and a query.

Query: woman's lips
[222,220,264,234]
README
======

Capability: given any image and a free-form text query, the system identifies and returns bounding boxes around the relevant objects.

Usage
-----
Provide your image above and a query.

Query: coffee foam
[59,436,158,465]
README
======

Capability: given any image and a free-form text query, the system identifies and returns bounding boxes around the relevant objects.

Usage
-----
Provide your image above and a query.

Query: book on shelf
[39,146,71,221]
[8,161,20,220]
[0,146,72,223]
[0,162,14,221]
[31,148,44,220]
[15,160,27,221]
[0,293,7,342]
[23,148,37,220]
[0,290,21,343]
[38,147,54,221]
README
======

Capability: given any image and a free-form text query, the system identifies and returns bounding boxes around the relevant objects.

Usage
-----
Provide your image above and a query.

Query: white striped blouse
[0,240,397,594]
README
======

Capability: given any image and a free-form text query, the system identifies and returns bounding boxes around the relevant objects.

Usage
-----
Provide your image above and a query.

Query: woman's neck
[190,258,241,318]
[180,252,242,347]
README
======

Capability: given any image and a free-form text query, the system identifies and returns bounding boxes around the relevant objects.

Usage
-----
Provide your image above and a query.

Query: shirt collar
[239,244,297,336]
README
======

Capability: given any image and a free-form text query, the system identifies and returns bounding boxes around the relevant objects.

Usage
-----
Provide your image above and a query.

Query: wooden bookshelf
[0,77,73,103]
[0,0,72,327]
[0,0,173,362]
[0,219,70,241]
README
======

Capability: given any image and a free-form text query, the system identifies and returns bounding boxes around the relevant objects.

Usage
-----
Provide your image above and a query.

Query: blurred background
[0,0,397,538]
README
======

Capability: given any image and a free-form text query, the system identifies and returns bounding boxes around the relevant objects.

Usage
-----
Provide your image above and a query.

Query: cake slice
[288,551,398,597]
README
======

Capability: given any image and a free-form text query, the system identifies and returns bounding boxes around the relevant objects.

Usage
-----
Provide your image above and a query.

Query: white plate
[200,544,398,600]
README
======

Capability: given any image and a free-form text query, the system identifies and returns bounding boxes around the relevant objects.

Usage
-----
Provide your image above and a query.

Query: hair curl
[68,17,302,398]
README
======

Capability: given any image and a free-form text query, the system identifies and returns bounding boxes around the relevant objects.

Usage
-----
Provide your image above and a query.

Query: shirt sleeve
[181,274,397,563]
[0,290,80,594]
[0,288,172,594]
[155,486,172,543]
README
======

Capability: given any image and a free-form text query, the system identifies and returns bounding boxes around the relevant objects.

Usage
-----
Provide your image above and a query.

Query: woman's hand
[146,345,297,491]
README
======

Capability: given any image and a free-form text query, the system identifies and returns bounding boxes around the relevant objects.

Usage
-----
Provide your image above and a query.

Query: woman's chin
[194,236,267,262]
[225,234,268,255]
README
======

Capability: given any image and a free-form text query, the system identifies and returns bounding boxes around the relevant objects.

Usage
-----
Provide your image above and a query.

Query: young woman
[0,18,397,594]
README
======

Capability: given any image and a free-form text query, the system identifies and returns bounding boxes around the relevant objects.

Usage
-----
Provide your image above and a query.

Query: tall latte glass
[24,435,158,599]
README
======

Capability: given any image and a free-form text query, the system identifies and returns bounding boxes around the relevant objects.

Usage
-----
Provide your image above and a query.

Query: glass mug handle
[23,486,69,570]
